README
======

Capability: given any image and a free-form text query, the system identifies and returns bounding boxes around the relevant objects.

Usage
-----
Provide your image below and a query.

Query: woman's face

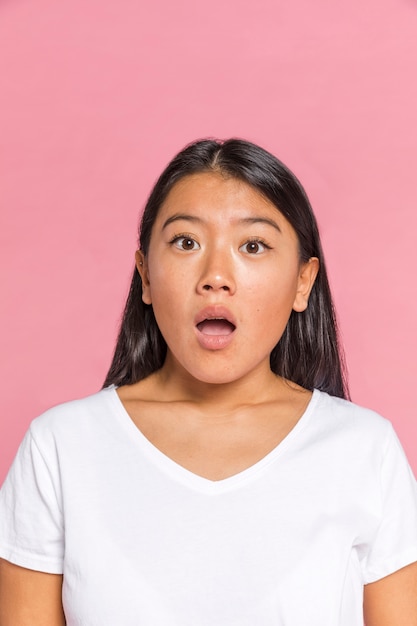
[137,172,318,386]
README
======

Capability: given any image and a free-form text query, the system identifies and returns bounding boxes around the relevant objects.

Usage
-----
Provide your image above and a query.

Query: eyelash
[169,233,200,250]
[168,234,272,254]
[240,237,272,254]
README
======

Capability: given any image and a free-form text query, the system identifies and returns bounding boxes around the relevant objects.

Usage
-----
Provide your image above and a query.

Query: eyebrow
[162,213,282,233]
[239,217,281,233]
[162,214,203,230]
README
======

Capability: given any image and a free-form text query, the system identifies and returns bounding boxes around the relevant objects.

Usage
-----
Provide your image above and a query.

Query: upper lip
[194,305,237,329]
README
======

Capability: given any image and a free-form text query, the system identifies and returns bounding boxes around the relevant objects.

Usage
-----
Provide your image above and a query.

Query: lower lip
[195,328,235,350]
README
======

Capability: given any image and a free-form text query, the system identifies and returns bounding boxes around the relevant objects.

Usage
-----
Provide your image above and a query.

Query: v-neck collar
[106,385,320,494]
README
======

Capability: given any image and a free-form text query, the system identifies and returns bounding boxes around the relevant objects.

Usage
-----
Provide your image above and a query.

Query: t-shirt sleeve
[362,423,417,584]
[0,425,64,574]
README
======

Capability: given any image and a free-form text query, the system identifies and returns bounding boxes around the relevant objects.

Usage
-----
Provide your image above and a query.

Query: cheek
[147,272,189,328]
[148,249,189,284]
[147,251,198,315]
[245,264,300,304]
[253,285,299,340]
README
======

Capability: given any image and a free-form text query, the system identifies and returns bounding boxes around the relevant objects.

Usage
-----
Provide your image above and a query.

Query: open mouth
[196,318,236,336]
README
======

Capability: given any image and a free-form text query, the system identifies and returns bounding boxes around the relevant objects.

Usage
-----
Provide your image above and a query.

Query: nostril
[202,284,230,291]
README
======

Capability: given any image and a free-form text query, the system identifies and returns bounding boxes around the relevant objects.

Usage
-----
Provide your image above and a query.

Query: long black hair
[103,138,349,399]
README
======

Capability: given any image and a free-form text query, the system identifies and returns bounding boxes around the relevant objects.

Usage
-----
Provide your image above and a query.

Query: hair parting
[103,138,349,399]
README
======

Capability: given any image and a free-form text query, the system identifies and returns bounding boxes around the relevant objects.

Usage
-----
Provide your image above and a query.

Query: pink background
[1,0,417,482]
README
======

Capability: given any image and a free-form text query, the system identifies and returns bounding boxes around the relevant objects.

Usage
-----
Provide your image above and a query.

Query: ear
[292,257,319,312]
[135,249,152,305]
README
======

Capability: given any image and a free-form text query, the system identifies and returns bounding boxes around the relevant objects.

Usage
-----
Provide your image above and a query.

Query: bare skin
[364,562,417,626]
[1,172,416,622]
[125,172,320,481]
[117,374,417,625]
[0,559,65,625]
[1,557,416,625]
[117,369,312,481]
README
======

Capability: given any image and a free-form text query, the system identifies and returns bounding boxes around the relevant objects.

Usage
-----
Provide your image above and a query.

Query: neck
[151,359,290,410]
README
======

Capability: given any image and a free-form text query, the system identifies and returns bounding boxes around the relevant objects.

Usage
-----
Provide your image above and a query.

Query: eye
[170,235,200,251]
[239,239,270,254]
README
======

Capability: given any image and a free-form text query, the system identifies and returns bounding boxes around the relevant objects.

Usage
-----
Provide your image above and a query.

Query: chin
[166,352,260,387]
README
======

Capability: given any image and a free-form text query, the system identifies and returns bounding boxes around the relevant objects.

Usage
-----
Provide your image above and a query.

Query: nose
[196,248,236,295]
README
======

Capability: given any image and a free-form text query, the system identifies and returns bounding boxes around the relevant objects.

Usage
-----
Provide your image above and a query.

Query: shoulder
[28,386,120,448]
[313,390,391,432]
[305,392,417,524]
[308,390,398,460]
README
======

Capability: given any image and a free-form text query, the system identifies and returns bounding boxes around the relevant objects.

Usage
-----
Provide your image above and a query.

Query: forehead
[156,171,288,226]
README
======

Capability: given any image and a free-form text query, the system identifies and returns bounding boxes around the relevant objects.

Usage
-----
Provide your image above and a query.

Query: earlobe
[135,250,152,305]
[292,257,319,312]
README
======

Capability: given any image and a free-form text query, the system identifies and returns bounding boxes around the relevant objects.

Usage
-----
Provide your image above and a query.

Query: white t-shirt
[1,387,417,625]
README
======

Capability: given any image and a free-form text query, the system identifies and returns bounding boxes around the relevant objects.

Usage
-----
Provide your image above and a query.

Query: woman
[1,139,416,625]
